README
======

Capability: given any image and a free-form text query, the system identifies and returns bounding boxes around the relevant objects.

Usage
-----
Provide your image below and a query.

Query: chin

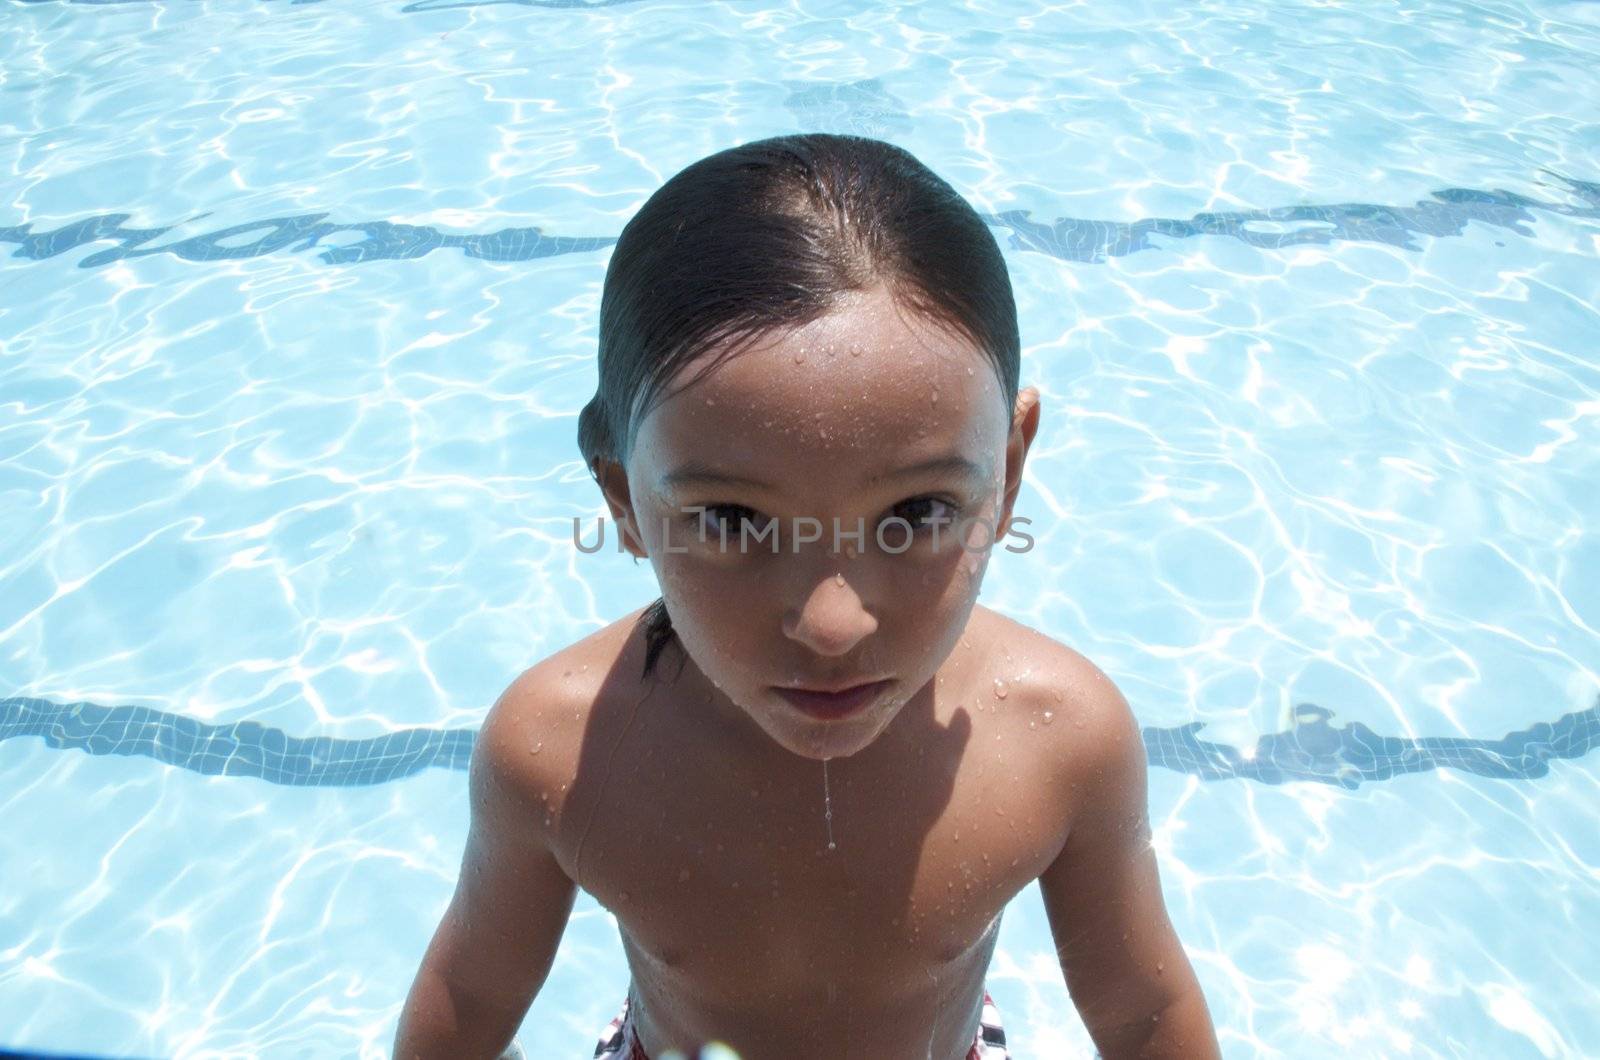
[773,715,888,762]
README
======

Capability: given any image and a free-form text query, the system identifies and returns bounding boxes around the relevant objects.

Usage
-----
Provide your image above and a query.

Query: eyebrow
[661,454,988,491]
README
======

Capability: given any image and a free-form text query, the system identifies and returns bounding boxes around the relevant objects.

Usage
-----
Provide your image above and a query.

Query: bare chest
[552,701,1065,1006]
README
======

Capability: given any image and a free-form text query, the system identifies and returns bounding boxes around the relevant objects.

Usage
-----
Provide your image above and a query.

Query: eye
[887,496,961,533]
[687,504,772,539]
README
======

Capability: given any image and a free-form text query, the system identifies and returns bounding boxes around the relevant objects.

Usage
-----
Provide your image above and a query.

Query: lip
[773,678,894,721]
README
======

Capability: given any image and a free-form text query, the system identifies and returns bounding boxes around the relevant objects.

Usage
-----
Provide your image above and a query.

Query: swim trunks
[591,987,1010,1059]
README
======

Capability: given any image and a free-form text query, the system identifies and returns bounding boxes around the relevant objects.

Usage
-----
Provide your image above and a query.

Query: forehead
[632,287,1007,487]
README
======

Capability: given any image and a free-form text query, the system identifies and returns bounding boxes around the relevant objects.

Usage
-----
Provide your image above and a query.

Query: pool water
[2,0,1598,1056]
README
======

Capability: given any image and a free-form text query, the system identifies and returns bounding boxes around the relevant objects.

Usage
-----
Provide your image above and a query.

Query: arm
[394,678,579,1058]
[1038,671,1220,1060]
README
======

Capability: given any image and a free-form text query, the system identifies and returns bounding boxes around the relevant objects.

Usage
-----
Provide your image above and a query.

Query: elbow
[394,964,526,1059]
[1091,989,1221,1060]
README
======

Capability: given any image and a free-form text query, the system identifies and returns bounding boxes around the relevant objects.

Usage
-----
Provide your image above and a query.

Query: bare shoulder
[973,606,1145,813]
[475,607,654,816]
[975,605,1130,718]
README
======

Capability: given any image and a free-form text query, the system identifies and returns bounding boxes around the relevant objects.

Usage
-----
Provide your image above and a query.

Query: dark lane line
[3,692,1594,789]
[3,173,1595,272]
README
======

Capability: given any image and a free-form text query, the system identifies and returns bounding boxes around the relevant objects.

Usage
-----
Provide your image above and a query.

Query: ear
[996,386,1041,540]
[592,457,648,560]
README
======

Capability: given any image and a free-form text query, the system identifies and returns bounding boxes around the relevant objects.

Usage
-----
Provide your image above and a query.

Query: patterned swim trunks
[592,987,1010,1059]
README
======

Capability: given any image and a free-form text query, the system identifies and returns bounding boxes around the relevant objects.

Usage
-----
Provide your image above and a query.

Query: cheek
[877,552,988,645]
[654,556,768,640]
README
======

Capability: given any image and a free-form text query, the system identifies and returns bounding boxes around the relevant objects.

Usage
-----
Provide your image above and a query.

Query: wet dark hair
[577,133,1021,681]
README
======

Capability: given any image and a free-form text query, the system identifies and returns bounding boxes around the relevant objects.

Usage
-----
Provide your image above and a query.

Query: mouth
[772,678,895,721]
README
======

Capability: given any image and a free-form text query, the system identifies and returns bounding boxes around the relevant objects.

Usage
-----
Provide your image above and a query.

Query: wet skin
[428,285,1218,1058]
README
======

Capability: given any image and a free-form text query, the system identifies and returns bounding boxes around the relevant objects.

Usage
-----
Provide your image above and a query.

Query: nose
[781,570,878,658]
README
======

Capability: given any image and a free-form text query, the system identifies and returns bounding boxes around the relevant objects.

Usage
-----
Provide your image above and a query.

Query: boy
[393,281,1221,1059]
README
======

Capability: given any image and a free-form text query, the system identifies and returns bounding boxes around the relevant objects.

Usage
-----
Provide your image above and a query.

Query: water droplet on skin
[529,742,543,755]
[1042,711,1055,724]
[1052,689,1064,703]
[993,678,1008,699]
[1074,718,1087,729]
[850,347,861,357]
[1157,962,1166,973]
[1029,721,1036,729]
[966,365,974,375]
[834,573,845,586]
[931,389,939,404]
[794,351,806,364]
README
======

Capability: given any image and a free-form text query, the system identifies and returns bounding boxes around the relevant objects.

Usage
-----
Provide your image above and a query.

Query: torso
[511,604,1094,1060]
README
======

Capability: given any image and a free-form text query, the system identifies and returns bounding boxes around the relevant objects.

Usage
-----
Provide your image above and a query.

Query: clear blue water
[2,0,1598,1056]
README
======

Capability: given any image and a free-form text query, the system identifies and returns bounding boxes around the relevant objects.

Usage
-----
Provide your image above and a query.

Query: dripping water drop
[823,758,837,851]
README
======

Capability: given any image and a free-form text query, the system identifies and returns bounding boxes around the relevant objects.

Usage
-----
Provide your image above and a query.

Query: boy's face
[600,284,1040,762]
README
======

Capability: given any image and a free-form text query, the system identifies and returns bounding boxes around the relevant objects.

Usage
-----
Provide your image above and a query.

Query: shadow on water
[3,692,1595,790]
